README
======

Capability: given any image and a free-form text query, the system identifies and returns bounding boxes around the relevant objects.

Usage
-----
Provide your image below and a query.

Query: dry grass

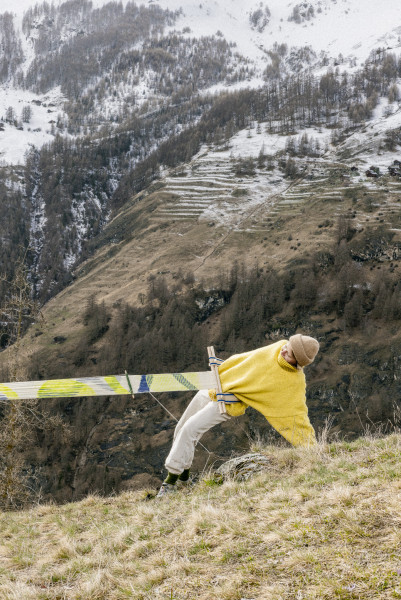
[1,434,401,599]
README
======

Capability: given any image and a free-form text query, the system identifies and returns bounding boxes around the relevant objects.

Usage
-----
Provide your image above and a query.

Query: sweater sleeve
[264,412,317,447]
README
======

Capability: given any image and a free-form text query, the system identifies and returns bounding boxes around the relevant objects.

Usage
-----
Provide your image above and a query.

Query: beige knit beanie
[289,334,319,367]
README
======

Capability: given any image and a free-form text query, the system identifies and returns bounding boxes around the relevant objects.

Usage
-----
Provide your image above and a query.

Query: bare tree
[5,106,15,124]
[21,105,32,123]
[0,254,45,509]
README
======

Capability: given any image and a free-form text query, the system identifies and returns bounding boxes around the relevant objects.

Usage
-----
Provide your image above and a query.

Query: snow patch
[0,86,67,165]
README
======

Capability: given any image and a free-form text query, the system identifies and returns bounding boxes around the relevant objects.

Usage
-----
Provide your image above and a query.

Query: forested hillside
[1,0,401,304]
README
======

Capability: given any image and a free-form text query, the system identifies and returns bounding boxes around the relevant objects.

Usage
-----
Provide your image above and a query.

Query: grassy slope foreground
[1,434,401,600]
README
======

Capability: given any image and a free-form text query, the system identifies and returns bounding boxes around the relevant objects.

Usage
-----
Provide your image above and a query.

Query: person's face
[281,343,297,366]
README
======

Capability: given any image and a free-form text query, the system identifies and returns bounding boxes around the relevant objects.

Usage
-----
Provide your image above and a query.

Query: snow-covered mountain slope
[155,0,401,69]
[0,0,124,18]
[0,86,64,165]
[12,0,395,72]
[1,0,401,165]
[2,0,401,305]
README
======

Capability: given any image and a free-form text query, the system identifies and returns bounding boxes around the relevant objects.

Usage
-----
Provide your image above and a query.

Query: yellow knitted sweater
[209,340,316,447]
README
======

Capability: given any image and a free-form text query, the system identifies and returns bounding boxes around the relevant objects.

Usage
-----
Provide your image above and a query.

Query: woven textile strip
[0,372,216,401]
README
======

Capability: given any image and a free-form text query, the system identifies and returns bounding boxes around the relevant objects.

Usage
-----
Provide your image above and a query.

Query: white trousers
[165,390,231,475]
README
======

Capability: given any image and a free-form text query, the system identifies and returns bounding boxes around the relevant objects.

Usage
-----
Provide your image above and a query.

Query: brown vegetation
[0,433,400,599]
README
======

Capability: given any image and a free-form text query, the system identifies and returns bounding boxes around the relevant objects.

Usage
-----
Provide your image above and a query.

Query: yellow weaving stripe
[146,373,199,392]
[0,384,19,399]
[104,376,130,394]
[38,380,96,398]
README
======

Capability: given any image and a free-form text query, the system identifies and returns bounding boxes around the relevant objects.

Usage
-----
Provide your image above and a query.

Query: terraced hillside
[152,149,288,227]
[16,124,401,376]
[150,126,401,244]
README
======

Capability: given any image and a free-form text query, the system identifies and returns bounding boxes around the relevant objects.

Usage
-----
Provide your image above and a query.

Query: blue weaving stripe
[217,393,240,404]
[138,375,150,393]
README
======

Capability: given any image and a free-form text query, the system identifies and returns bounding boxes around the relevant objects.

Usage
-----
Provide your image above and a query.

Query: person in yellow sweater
[157,334,319,497]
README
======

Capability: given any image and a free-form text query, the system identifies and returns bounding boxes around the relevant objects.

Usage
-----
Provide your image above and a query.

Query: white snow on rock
[2,0,401,71]
[215,126,331,160]
[0,86,66,165]
[155,0,401,70]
